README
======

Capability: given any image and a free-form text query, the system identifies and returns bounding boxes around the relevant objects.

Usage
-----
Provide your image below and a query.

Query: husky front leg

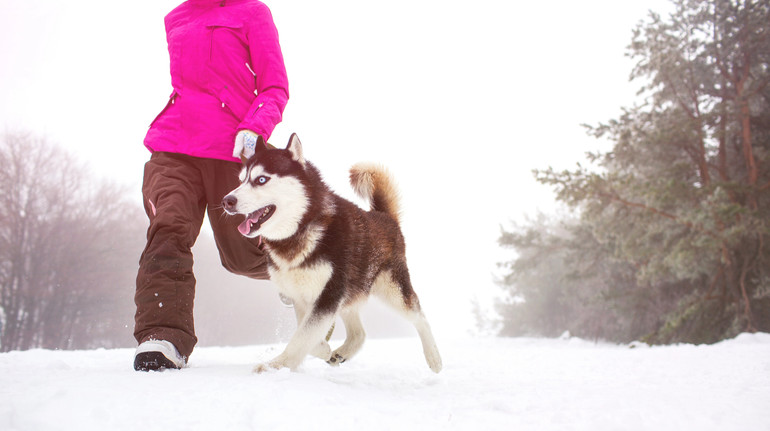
[254,311,337,373]
[291,300,332,361]
[328,306,366,366]
[255,270,344,373]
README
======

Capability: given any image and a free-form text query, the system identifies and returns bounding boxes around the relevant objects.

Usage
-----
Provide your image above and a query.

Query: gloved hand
[233,130,260,159]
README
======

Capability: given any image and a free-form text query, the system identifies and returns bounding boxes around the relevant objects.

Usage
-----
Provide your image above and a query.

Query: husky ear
[286,133,306,167]
[240,135,270,164]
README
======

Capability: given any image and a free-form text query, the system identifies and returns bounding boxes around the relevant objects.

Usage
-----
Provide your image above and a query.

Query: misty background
[2,0,671,349]
[4,0,767,352]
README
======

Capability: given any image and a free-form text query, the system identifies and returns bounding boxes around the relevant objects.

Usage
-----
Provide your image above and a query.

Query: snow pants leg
[134,152,269,360]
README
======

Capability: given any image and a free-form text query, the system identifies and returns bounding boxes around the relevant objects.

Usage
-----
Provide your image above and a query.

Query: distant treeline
[494,0,770,343]
[0,132,144,351]
[0,132,293,352]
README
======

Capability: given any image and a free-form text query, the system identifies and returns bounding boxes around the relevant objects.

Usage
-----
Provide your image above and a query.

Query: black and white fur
[222,134,442,373]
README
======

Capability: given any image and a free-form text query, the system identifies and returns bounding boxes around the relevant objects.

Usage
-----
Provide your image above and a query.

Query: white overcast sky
[0,0,673,336]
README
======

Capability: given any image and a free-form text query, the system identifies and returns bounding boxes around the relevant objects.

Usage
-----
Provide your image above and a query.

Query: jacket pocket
[206,19,245,63]
[215,84,248,121]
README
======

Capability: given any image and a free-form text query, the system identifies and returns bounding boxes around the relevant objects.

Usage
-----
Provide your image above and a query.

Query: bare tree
[0,131,145,351]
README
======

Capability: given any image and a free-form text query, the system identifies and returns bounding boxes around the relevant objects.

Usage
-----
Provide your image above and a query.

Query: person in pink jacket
[134,0,289,371]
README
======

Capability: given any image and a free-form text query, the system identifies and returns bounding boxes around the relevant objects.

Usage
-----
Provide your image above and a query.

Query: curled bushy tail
[350,162,401,223]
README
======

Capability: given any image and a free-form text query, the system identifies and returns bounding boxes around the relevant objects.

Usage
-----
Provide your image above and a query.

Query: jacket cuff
[238,87,288,141]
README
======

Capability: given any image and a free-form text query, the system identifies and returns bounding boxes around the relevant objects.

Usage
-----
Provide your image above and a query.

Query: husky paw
[326,353,346,366]
[253,362,276,373]
[253,359,287,373]
[425,348,443,373]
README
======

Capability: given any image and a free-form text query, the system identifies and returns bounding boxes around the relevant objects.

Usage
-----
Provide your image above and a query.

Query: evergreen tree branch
[595,189,720,240]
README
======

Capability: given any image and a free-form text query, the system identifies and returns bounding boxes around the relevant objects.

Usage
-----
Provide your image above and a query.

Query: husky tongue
[238,208,265,235]
[237,218,253,235]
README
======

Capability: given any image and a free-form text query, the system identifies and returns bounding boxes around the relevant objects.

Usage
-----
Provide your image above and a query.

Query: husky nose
[222,195,237,212]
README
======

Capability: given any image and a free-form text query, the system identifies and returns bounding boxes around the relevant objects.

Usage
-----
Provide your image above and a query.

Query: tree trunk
[737,55,758,209]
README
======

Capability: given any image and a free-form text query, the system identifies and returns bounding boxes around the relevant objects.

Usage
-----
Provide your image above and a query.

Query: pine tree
[497,0,770,343]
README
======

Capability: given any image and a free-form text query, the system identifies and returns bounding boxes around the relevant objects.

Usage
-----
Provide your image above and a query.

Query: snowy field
[1,334,769,431]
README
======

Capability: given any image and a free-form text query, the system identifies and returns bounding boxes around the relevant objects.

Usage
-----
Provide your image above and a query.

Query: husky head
[222,133,309,240]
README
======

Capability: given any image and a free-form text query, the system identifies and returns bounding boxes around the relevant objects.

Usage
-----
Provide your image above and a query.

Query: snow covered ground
[1,333,769,431]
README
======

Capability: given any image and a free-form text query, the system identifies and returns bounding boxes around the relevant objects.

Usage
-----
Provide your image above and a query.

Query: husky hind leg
[372,269,442,373]
[327,306,366,366]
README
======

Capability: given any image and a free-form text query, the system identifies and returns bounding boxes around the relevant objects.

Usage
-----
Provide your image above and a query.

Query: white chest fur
[269,261,333,304]
[265,222,331,303]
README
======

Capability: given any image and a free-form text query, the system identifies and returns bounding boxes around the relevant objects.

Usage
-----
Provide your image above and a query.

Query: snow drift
[1,334,769,430]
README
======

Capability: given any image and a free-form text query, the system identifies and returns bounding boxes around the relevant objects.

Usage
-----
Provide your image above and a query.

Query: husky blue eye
[256,175,270,185]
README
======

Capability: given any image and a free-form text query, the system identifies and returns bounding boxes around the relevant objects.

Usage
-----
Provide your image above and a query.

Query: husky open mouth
[237,205,276,236]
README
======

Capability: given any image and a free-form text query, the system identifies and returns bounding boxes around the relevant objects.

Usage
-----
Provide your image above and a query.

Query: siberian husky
[222,134,442,373]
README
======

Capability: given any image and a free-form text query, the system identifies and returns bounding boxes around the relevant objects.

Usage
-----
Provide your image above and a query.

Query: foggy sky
[0,0,673,338]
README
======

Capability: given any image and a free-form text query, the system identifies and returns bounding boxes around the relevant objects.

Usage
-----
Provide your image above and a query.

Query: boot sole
[134,351,181,372]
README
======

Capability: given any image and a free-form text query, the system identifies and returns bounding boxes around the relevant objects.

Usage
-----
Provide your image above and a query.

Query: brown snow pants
[134,152,268,359]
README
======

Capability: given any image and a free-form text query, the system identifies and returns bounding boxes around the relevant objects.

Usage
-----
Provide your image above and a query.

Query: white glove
[233,130,260,159]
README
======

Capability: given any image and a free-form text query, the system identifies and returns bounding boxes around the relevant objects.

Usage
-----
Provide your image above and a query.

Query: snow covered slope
[1,334,769,430]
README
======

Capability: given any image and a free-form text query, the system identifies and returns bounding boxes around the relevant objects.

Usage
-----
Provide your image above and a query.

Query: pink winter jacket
[144,0,289,162]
